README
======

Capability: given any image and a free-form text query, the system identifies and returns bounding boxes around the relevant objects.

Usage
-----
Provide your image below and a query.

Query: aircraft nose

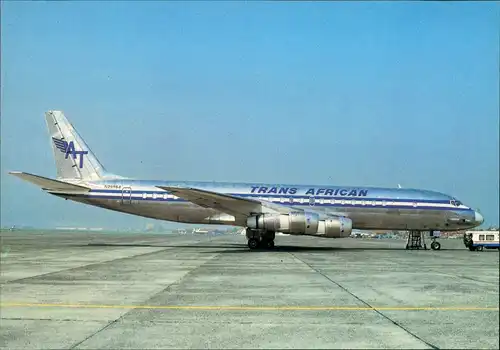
[474,211,484,225]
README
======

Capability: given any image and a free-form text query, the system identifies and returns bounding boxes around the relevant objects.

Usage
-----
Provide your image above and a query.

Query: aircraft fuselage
[60,179,481,233]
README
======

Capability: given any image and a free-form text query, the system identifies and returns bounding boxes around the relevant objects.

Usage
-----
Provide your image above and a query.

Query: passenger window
[486,235,494,241]
[479,235,485,240]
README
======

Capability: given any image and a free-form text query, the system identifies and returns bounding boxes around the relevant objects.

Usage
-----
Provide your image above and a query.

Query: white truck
[463,230,499,251]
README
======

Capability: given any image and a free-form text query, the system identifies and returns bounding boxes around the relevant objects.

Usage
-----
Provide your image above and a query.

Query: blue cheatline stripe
[472,243,500,247]
[73,192,473,212]
[88,189,452,204]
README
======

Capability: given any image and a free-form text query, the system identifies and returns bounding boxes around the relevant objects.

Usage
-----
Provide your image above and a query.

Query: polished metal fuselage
[61,178,480,233]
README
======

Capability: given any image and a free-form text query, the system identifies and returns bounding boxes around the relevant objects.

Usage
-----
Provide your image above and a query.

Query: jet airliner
[9,111,484,250]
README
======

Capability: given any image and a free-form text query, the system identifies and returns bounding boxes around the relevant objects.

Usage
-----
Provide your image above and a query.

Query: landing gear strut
[246,229,275,250]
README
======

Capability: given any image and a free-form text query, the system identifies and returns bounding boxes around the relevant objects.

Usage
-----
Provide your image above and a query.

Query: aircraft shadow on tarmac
[84,242,454,253]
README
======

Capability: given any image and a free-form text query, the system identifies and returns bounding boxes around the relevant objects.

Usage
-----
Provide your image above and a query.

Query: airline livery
[10,111,484,250]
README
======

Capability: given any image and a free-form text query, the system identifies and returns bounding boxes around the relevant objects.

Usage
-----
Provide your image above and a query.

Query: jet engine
[246,212,352,238]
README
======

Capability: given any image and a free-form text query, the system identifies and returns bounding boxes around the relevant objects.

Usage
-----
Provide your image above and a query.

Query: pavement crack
[68,311,127,349]
[3,247,175,285]
[289,252,440,350]
[140,252,223,302]
[67,251,222,349]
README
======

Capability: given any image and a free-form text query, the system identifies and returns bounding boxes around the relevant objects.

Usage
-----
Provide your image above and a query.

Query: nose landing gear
[430,230,441,250]
[430,240,441,250]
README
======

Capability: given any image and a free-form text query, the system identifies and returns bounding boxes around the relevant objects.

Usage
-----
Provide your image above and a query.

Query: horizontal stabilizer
[9,171,90,193]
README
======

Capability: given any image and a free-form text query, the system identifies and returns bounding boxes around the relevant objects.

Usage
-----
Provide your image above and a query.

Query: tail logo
[52,138,88,168]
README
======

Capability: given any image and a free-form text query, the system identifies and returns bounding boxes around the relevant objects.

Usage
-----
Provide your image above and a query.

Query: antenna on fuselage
[397,184,402,189]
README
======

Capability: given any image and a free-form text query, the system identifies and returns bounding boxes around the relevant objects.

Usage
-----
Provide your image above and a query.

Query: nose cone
[474,211,484,225]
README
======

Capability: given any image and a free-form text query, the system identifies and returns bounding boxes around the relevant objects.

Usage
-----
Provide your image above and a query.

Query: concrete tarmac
[1,230,498,349]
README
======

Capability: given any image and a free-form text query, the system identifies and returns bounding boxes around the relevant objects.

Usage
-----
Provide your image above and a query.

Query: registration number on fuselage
[104,184,122,189]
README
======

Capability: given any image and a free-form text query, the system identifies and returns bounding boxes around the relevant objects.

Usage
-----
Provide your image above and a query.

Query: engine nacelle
[246,211,319,235]
[316,216,352,238]
[246,212,352,238]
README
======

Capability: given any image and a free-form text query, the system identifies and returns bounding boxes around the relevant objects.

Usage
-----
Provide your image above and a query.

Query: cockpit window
[450,199,462,207]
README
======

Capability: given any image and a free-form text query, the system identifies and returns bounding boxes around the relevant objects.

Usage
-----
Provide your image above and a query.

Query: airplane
[9,111,484,251]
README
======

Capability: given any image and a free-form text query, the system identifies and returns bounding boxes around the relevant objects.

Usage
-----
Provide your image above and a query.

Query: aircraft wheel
[248,238,259,250]
[431,241,441,250]
[267,240,275,249]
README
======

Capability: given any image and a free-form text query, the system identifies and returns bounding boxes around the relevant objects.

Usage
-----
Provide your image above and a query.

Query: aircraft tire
[267,240,275,249]
[431,241,441,250]
[248,238,259,250]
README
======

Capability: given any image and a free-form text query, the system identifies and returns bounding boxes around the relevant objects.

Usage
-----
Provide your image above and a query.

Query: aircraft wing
[156,186,292,217]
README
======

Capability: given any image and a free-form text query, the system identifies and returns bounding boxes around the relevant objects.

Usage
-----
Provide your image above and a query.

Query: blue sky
[1,1,499,229]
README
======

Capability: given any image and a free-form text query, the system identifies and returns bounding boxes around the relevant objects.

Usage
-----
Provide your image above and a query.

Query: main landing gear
[405,230,441,250]
[246,229,275,250]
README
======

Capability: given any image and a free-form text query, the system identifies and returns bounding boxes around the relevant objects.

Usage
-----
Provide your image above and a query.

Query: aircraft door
[121,187,132,205]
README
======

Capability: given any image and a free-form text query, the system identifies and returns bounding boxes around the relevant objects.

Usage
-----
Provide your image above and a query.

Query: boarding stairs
[406,231,427,250]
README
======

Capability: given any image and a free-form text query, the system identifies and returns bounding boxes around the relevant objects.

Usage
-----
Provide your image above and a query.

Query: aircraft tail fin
[45,110,118,181]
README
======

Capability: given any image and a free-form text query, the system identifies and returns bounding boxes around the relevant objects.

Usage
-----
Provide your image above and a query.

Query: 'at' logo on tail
[52,137,88,168]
